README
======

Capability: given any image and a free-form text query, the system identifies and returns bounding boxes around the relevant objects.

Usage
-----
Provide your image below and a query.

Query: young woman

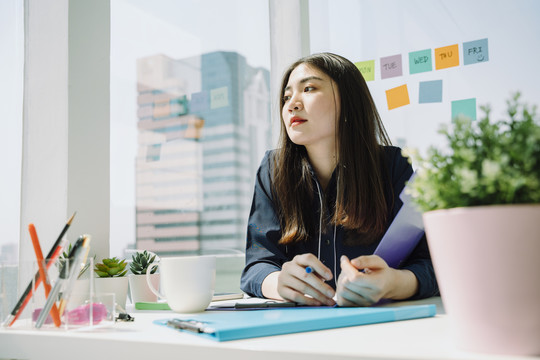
[240,53,438,306]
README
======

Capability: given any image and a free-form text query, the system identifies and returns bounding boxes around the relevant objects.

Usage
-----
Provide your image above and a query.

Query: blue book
[154,304,436,341]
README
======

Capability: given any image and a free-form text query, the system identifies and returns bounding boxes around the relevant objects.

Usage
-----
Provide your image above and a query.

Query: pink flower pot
[423,204,540,356]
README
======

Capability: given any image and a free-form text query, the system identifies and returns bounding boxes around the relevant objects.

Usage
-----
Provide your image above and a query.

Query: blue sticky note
[419,80,443,103]
[463,38,489,65]
[452,98,477,121]
[190,91,208,113]
[409,49,432,74]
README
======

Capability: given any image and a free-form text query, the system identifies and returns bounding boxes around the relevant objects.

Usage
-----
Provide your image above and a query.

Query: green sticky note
[409,49,432,74]
[451,98,477,121]
[210,86,229,109]
[355,60,375,81]
[135,301,171,310]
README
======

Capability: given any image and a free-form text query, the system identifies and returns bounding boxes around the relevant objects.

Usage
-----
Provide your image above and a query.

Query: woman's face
[281,63,340,150]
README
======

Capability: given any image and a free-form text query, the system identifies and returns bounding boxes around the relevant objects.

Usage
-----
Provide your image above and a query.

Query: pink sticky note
[380,54,403,79]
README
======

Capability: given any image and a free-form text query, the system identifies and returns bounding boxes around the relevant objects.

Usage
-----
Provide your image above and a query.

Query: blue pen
[305,266,313,274]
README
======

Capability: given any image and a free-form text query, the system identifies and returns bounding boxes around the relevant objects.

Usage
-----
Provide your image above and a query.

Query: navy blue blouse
[240,146,439,300]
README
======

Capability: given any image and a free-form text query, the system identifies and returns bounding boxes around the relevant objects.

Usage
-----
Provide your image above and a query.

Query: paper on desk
[373,172,424,268]
[207,297,295,310]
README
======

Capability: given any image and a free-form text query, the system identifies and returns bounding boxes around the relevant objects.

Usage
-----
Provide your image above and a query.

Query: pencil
[35,236,87,328]
[28,224,62,327]
[2,212,76,327]
[46,212,77,259]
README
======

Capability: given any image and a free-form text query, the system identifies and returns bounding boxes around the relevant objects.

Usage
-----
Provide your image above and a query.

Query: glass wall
[10,0,538,293]
[111,0,540,262]
[309,0,540,155]
[110,0,272,259]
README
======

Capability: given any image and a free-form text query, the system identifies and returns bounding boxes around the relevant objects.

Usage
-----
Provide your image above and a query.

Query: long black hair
[273,52,392,245]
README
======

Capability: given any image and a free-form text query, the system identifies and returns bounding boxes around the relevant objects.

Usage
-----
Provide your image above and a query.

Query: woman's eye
[283,95,291,102]
[304,86,315,92]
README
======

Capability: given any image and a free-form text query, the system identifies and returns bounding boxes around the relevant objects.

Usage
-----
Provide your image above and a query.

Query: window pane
[0,0,23,321]
[0,0,23,263]
[110,0,271,260]
[309,0,540,154]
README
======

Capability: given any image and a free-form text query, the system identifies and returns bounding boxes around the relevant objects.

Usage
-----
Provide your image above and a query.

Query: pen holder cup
[58,292,116,329]
[54,257,116,329]
[2,258,115,330]
[1,259,61,329]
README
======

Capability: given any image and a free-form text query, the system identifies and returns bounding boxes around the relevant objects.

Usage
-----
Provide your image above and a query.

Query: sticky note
[385,84,410,110]
[451,98,477,121]
[380,54,403,79]
[463,38,489,65]
[419,80,443,103]
[190,91,208,113]
[210,87,229,109]
[355,60,375,81]
[409,49,432,74]
[435,44,459,70]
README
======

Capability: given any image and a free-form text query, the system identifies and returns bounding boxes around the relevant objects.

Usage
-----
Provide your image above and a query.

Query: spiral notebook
[154,304,436,341]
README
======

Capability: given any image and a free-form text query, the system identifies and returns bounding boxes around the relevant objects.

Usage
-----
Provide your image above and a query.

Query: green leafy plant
[407,92,540,212]
[56,241,95,279]
[129,250,157,275]
[94,257,128,278]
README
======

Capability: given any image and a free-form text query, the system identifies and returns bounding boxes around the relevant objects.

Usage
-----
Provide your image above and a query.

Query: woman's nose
[287,96,302,112]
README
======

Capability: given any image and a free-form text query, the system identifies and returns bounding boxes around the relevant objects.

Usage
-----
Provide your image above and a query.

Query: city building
[135,51,270,256]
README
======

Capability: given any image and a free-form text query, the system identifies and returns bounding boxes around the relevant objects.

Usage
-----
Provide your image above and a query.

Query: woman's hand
[336,255,418,306]
[264,253,336,306]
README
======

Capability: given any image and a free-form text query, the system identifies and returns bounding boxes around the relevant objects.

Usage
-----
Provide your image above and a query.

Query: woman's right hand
[276,253,336,306]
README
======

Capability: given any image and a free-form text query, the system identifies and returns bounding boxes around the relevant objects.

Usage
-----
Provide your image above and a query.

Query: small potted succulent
[93,257,129,309]
[407,93,540,356]
[128,250,160,303]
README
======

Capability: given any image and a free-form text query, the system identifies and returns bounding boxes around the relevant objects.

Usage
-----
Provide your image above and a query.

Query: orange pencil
[28,224,62,327]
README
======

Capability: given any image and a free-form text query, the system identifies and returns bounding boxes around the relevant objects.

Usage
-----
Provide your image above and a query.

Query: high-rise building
[135,51,270,256]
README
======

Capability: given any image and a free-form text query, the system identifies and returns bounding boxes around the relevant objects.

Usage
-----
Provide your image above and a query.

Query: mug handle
[145,264,165,300]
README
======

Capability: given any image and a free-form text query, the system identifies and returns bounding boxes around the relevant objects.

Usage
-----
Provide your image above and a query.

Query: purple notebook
[373,173,424,268]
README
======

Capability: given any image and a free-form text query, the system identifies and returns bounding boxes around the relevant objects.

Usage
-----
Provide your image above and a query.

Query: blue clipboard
[154,304,436,341]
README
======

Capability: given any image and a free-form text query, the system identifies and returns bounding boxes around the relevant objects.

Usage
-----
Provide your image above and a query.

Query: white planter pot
[129,273,160,303]
[423,204,540,356]
[94,276,129,309]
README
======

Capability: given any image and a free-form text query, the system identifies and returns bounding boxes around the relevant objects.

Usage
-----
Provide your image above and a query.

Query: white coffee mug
[146,255,216,313]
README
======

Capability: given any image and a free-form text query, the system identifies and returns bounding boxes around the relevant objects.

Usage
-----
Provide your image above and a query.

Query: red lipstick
[290,116,307,127]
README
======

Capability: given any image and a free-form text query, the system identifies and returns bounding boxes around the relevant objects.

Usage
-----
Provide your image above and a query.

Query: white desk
[0,297,536,360]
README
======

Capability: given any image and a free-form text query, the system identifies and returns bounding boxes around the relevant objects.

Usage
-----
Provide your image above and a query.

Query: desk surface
[0,297,536,360]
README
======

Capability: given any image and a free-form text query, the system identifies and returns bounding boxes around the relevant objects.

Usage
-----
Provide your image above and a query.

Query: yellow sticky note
[385,84,410,110]
[435,44,460,70]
